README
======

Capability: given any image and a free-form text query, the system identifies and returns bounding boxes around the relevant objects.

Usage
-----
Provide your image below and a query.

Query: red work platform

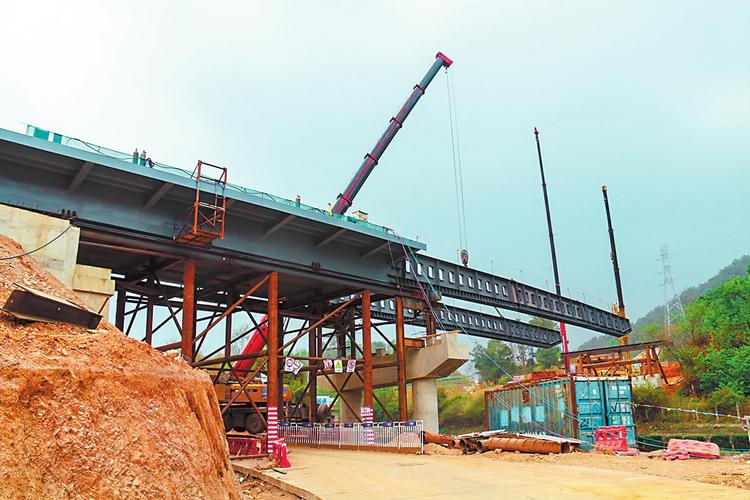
[175,160,227,246]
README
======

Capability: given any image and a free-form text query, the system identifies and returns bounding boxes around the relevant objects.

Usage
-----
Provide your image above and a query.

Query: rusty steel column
[267,272,280,453]
[362,290,373,413]
[224,289,233,358]
[425,309,436,337]
[396,296,407,421]
[308,308,319,422]
[115,287,126,331]
[181,258,196,362]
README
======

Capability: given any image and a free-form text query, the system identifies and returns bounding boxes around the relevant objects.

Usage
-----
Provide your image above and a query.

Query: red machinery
[332,52,453,215]
[232,315,268,379]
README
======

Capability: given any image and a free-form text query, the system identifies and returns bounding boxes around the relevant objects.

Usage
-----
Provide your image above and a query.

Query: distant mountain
[577,255,750,351]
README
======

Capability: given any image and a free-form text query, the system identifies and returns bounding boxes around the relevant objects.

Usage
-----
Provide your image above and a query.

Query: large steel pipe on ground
[423,432,456,448]
[478,437,571,454]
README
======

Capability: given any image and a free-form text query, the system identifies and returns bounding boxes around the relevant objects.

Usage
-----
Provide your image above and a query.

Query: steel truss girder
[370,301,561,348]
[399,255,632,337]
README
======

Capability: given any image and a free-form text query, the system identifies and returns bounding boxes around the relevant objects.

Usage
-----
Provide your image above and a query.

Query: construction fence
[279,421,424,453]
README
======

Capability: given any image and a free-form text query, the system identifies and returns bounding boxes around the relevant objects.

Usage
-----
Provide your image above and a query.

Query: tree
[680,267,750,350]
[695,346,750,396]
[471,340,517,383]
[529,317,559,331]
[230,324,252,356]
[535,346,561,369]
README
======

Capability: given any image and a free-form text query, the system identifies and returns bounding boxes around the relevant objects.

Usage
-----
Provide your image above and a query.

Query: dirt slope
[0,235,240,498]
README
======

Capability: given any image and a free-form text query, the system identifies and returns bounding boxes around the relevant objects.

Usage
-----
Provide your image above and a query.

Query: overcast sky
[2,1,748,347]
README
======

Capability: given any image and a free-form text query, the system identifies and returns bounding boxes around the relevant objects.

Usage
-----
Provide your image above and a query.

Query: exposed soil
[473,448,750,490]
[422,443,463,456]
[237,474,297,499]
[0,236,240,498]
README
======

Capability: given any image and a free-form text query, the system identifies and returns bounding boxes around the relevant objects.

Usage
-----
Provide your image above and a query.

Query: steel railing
[279,420,423,453]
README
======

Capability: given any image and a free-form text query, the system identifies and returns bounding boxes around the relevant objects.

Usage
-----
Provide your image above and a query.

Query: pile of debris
[0,236,240,498]
[424,430,582,455]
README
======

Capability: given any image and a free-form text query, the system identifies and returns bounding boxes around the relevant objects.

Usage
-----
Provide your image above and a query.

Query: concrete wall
[0,205,80,287]
[73,264,115,317]
[0,205,114,315]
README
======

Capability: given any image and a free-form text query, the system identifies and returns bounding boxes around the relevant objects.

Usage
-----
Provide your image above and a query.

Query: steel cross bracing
[397,255,632,337]
[369,300,560,348]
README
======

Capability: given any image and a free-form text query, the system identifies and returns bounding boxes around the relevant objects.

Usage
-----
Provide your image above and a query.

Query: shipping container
[484,376,635,447]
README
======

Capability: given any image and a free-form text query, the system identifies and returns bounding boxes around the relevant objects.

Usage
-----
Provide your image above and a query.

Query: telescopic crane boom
[332,52,453,215]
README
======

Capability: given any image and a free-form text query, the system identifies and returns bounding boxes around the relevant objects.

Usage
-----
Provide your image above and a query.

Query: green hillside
[578,255,750,350]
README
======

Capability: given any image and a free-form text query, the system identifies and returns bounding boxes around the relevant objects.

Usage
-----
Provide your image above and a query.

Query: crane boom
[332,52,453,215]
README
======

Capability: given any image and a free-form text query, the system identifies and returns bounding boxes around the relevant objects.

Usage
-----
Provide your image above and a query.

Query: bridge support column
[115,287,126,331]
[340,389,363,423]
[412,378,439,433]
[308,308,319,422]
[396,296,407,421]
[181,258,195,362]
[362,290,373,414]
[267,272,279,453]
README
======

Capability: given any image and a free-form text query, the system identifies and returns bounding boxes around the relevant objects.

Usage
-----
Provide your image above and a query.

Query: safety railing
[279,421,423,453]
[23,124,396,237]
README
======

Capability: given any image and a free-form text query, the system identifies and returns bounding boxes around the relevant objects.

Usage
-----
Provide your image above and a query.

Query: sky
[1,1,748,348]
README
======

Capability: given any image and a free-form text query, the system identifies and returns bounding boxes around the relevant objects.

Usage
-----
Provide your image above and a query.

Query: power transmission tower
[660,244,684,329]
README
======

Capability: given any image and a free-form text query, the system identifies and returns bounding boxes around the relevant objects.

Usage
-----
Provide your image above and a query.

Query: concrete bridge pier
[412,378,439,434]
[340,389,363,423]
[320,333,468,433]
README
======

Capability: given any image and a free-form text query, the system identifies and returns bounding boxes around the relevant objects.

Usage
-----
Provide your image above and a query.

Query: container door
[574,379,606,444]
[487,391,509,431]
[604,379,636,446]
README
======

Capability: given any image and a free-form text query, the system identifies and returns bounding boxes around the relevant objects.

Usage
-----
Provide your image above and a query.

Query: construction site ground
[237,447,750,499]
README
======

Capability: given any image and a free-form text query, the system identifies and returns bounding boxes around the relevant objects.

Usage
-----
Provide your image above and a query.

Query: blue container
[485,376,635,447]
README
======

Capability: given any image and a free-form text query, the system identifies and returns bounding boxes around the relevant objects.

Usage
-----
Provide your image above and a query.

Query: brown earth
[473,448,750,490]
[0,236,240,498]
[237,475,297,499]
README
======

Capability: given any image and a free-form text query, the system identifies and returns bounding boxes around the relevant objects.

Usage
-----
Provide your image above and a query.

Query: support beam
[143,182,173,208]
[395,296,407,421]
[360,242,389,259]
[315,228,346,248]
[362,290,373,414]
[264,214,296,236]
[181,258,196,362]
[68,161,94,191]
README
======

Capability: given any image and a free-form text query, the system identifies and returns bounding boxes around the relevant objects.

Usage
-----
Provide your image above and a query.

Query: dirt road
[261,447,744,499]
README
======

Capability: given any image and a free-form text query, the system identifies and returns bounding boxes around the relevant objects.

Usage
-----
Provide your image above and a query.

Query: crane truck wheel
[245,413,265,435]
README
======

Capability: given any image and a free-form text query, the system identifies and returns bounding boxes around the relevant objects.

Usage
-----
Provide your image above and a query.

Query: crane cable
[445,69,469,263]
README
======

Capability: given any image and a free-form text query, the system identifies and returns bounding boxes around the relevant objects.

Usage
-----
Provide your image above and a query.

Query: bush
[632,383,669,422]
[708,386,744,415]
[696,346,750,396]
[438,388,485,434]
